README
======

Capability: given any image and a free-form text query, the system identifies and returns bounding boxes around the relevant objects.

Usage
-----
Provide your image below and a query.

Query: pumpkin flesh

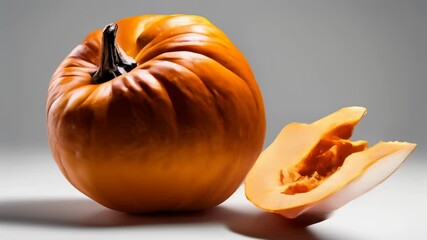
[245,107,416,219]
[280,138,368,195]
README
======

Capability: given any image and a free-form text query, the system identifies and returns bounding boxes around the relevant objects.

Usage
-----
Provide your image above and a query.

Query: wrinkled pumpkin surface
[47,15,266,213]
[245,106,416,219]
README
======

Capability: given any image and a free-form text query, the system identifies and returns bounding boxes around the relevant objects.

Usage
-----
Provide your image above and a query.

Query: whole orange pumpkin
[46,15,266,213]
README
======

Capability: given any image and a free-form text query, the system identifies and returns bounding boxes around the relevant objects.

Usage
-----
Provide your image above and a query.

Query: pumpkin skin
[245,107,415,219]
[46,15,266,213]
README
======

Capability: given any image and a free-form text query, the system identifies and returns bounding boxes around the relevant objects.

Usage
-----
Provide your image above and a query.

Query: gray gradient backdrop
[1,0,426,157]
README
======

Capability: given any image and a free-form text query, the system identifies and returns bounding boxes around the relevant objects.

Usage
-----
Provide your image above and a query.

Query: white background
[1,150,426,239]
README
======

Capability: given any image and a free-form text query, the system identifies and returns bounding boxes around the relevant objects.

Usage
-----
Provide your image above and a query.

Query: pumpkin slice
[245,106,416,219]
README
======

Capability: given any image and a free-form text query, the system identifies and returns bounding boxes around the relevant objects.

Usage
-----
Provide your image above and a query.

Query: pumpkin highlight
[245,107,415,219]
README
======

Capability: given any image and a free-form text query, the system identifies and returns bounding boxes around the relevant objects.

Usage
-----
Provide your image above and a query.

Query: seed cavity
[280,137,368,195]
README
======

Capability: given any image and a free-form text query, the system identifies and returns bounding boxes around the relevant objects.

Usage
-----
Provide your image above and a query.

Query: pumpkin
[245,106,415,219]
[46,15,266,213]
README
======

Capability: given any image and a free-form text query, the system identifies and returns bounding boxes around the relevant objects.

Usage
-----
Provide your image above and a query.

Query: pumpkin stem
[92,23,137,84]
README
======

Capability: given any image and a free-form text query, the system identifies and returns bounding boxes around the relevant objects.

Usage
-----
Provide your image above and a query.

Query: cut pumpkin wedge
[245,106,416,219]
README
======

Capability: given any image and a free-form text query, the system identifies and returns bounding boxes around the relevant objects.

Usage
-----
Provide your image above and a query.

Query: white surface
[0,150,426,240]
